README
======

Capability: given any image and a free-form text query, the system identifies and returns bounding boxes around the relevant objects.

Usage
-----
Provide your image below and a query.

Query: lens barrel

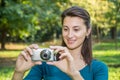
[40,49,51,60]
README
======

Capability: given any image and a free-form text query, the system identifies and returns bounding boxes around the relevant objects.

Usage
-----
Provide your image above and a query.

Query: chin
[66,43,82,50]
[66,45,76,50]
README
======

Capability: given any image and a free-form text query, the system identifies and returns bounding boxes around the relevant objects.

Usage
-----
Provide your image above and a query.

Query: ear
[86,28,91,37]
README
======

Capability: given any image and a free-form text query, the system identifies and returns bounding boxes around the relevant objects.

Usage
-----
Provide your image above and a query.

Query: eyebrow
[73,26,80,28]
[63,25,80,28]
[62,25,68,28]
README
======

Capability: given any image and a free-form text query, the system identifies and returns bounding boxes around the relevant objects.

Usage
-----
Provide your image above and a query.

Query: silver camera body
[32,48,57,62]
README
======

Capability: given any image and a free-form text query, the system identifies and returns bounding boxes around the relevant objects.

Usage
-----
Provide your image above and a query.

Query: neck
[68,46,87,70]
[68,46,83,60]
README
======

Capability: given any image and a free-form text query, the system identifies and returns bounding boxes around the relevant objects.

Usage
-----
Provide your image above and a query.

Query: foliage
[30,0,63,42]
[70,0,120,39]
[0,0,38,39]
[0,0,120,49]
[0,0,40,49]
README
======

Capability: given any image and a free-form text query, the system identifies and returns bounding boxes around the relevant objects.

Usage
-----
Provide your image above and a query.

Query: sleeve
[93,61,108,80]
[24,65,43,80]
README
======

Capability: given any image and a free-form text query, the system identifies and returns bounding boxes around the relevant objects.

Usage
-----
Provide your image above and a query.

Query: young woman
[12,6,108,80]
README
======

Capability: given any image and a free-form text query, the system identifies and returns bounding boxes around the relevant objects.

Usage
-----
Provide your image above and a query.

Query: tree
[0,0,38,49]
[0,0,70,49]
[107,0,120,39]
[29,0,70,42]
[106,0,120,49]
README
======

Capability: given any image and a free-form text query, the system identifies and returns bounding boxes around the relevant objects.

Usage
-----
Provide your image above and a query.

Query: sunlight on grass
[93,42,120,50]
[0,67,14,80]
[0,67,29,80]
[93,50,120,65]
[109,67,120,80]
[0,51,20,58]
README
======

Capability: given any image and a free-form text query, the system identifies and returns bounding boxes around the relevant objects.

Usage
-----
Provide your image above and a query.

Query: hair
[61,6,92,65]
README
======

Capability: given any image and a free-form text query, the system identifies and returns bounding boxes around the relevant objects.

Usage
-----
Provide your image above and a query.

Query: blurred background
[0,0,120,80]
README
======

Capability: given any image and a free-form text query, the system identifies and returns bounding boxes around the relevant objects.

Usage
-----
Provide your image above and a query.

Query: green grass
[93,41,120,50]
[109,67,120,80]
[93,50,120,66]
[0,50,20,58]
[93,42,120,67]
[0,41,120,80]
[0,67,14,80]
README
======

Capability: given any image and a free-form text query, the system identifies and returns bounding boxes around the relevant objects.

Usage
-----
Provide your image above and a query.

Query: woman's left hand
[47,46,79,77]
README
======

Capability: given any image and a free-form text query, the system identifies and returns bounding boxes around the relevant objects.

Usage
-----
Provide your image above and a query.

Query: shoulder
[91,59,107,67]
[91,59,108,80]
[91,59,108,70]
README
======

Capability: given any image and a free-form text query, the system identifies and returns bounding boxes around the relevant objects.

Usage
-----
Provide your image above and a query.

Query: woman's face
[62,16,90,50]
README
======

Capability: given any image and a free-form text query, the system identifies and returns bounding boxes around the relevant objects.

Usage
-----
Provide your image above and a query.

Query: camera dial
[40,49,51,60]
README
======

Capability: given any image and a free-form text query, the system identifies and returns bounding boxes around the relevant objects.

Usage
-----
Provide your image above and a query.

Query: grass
[109,67,120,80]
[0,41,120,80]
[0,50,20,58]
[93,42,120,67]
[0,67,14,80]
[93,50,120,66]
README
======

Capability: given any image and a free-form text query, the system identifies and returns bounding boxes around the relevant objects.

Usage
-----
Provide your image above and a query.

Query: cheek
[62,31,68,37]
[76,31,87,38]
[62,32,68,42]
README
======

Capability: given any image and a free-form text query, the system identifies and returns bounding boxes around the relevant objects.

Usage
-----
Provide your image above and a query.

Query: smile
[67,40,76,44]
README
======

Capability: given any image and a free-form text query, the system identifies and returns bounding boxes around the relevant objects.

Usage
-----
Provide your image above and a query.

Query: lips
[67,40,76,44]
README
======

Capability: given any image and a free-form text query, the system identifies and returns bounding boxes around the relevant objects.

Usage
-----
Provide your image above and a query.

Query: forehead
[63,16,85,27]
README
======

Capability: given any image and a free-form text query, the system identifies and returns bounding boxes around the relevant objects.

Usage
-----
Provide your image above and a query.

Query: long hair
[61,6,92,64]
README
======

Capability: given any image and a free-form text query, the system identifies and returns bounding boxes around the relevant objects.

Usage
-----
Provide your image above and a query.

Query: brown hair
[61,6,92,64]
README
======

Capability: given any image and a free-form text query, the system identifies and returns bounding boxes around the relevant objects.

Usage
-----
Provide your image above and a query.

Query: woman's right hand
[14,44,41,73]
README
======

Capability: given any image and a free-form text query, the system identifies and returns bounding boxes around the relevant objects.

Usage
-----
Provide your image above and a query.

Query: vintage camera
[32,48,59,62]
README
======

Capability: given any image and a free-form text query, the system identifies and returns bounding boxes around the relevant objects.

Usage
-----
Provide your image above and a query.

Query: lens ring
[40,49,51,60]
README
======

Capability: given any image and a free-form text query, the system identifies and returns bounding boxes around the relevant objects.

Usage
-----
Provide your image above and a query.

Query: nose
[68,30,73,38]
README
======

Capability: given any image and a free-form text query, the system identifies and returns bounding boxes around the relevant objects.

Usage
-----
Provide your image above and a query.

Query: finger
[47,61,57,66]
[25,47,33,55]
[50,46,67,53]
[47,62,54,65]
[50,46,61,50]
[50,46,64,50]
[59,52,73,62]
[21,51,28,61]
[29,44,39,49]
[34,61,42,65]
[59,53,67,60]
[47,60,63,67]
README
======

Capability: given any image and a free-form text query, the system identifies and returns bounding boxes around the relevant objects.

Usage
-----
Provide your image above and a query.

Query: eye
[74,28,80,31]
[63,27,68,31]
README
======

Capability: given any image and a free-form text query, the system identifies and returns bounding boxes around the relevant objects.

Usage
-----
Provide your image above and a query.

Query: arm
[12,44,41,80]
[12,71,25,80]
[93,61,108,80]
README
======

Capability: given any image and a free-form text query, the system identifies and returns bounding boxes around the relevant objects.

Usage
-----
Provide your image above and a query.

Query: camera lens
[40,49,51,60]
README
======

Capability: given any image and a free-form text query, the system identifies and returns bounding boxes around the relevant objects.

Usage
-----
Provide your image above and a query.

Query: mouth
[67,40,76,44]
